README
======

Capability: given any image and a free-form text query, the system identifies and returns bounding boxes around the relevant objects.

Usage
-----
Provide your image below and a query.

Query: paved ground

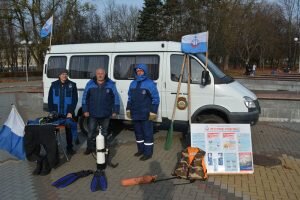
[1,80,300,200]
[0,80,42,94]
[2,121,300,200]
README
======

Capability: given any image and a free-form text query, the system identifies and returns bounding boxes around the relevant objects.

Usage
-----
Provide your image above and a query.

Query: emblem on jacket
[142,90,146,94]
[106,89,110,93]
[69,84,72,88]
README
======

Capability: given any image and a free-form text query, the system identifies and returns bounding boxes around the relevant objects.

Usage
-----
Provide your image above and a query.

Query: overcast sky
[87,0,144,9]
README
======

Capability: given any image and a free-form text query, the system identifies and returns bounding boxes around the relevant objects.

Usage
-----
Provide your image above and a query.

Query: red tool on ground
[121,175,177,186]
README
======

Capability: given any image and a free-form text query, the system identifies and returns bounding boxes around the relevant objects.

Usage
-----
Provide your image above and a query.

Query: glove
[126,110,131,119]
[149,112,157,121]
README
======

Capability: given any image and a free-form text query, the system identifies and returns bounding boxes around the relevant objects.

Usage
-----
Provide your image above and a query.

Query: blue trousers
[133,120,153,156]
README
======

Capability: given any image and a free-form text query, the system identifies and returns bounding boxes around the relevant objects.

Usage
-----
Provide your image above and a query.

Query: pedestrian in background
[82,68,120,155]
[252,63,257,76]
[48,69,78,155]
[126,64,160,161]
[244,62,251,76]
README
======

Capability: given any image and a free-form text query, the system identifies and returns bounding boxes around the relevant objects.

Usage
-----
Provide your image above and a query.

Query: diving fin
[52,170,93,189]
[90,170,107,192]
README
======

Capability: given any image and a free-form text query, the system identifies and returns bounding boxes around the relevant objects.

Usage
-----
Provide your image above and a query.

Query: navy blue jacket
[82,77,120,118]
[48,79,78,116]
[126,64,160,120]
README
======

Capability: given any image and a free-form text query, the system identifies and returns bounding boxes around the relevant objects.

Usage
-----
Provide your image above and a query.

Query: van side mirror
[201,70,210,86]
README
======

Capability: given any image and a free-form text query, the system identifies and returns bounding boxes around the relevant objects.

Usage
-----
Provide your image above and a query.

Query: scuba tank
[94,126,108,191]
[96,127,107,170]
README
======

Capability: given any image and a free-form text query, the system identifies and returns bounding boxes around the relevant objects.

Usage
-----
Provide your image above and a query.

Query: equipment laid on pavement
[52,170,94,188]
[90,170,107,192]
[24,124,59,176]
[51,127,112,192]
[121,147,208,187]
[173,147,207,180]
[90,127,108,192]
[121,175,178,186]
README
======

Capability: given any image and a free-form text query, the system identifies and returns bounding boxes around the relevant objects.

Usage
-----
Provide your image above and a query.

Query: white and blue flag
[181,32,208,53]
[0,105,26,160]
[40,16,53,38]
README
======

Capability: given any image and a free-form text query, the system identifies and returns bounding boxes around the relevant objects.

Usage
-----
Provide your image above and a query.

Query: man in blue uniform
[126,64,160,161]
[82,68,120,155]
[48,69,78,155]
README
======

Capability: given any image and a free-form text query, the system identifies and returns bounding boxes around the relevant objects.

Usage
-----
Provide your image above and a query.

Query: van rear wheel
[194,114,226,123]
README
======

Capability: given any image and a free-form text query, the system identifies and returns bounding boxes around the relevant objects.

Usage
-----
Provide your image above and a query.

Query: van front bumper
[228,99,260,125]
[228,110,260,125]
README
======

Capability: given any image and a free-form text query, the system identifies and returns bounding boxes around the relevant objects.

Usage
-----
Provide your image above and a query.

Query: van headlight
[243,96,256,108]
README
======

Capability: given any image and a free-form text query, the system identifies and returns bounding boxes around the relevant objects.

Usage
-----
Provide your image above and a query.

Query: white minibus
[43,41,260,134]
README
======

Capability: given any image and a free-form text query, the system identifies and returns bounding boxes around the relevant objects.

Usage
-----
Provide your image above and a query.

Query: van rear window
[47,56,67,78]
[114,55,159,80]
[69,55,109,79]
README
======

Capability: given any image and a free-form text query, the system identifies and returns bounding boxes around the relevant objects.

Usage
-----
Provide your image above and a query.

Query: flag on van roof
[0,105,26,160]
[181,32,208,53]
[40,16,53,38]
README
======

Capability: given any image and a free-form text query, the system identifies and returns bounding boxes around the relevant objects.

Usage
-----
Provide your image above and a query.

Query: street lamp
[20,40,33,82]
[294,37,300,73]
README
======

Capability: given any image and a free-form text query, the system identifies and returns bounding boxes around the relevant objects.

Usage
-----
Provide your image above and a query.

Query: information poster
[191,124,254,174]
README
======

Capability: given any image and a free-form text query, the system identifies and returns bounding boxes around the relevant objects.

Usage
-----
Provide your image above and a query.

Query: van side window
[69,55,109,79]
[114,55,159,80]
[170,55,204,84]
[47,56,67,78]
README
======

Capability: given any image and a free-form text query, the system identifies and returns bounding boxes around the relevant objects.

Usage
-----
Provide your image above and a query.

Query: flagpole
[187,55,191,126]
[50,0,55,52]
[49,16,53,52]
[205,31,209,69]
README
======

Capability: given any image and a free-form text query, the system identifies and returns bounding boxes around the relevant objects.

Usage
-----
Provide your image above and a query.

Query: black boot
[67,147,76,155]
[84,149,93,155]
[134,152,143,157]
[75,137,80,145]
[40,157,51,176]
[65,126,73,148]
[32,159,43,175]
[140,155,152,161]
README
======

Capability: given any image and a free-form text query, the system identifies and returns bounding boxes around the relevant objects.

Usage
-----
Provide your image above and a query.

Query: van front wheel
[193,114,226,123]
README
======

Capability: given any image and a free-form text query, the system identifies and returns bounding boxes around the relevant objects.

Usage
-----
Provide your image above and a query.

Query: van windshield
[195,54,234,84]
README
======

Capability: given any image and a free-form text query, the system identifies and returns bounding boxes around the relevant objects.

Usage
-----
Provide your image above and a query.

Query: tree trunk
[224,55,230,71]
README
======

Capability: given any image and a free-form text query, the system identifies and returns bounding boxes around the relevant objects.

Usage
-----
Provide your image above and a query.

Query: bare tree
[87,8,108,42]
[101,0,140,42]
[116,5,140,41]
[10,0,64,70]
[103,0,120,41]
[1,0,300,73]
[280,0,297,68]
